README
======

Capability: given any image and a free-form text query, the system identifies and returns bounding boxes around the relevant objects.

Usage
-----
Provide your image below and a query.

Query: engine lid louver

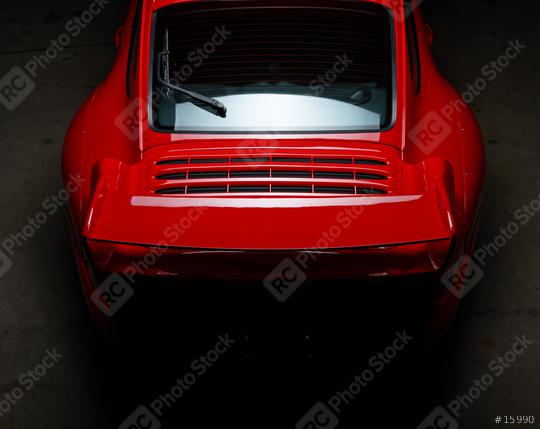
[145,152,398,196]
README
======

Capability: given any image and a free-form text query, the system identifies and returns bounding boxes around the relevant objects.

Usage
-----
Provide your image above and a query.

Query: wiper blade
[157,29,227,118]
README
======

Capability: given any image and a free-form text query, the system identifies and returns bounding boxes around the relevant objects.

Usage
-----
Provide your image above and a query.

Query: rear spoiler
[83,158,455,252]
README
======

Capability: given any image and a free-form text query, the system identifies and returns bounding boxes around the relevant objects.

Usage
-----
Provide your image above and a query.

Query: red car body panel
[63,0,485,332]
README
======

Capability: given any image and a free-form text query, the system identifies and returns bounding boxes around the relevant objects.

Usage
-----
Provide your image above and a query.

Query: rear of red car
[64,0,478,338]
[85,144,455,280]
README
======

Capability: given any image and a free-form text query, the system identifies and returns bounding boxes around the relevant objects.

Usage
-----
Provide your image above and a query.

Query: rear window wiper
[156,29,227,118]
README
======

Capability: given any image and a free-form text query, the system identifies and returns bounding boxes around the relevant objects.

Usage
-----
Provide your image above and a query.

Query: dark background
[0,1,539,428]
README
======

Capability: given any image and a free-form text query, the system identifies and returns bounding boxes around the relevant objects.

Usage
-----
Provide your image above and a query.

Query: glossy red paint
[63,0,485,334]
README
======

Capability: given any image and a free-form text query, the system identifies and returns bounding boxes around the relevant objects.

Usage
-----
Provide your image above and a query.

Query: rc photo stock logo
[408,111,452,155]
[441,255,485,300]
[264,258,307,302]
[0,67,36,111]
[91,273,134,317]
[114,97,149,141]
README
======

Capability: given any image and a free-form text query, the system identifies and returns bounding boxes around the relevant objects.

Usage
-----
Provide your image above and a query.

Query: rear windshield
[150,1,394,133]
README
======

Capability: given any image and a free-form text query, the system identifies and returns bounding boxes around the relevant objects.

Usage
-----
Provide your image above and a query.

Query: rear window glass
[150,0,394,133]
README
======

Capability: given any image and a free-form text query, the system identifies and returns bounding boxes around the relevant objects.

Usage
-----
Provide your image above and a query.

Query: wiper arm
[157,29,227,118]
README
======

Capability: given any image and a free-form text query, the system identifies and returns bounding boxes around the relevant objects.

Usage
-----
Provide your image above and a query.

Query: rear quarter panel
[403,8,485,256]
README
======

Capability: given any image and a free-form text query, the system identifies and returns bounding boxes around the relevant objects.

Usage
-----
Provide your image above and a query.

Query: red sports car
[63,0,485,337]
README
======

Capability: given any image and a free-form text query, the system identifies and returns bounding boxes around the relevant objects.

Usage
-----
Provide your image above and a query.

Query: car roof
[152,0,399,12]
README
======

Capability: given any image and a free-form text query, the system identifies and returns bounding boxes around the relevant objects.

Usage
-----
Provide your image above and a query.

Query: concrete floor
[0,1,539,428]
